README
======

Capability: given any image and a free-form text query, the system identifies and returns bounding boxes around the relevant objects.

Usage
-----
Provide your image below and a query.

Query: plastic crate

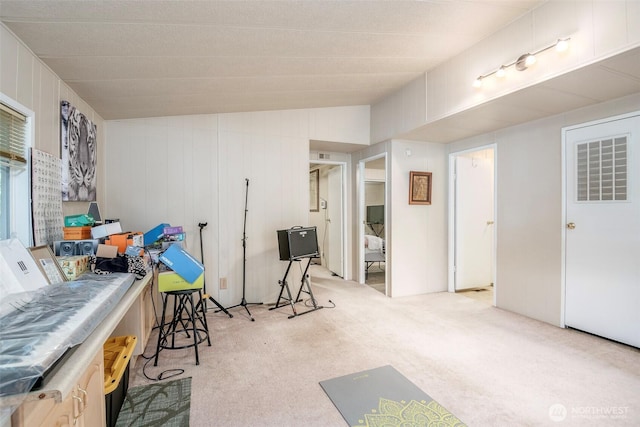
[104,335,137,427]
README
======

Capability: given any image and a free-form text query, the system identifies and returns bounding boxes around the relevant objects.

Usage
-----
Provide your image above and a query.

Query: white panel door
[327,166,343,277]
[455,151,494,290]
[565,114,640,347]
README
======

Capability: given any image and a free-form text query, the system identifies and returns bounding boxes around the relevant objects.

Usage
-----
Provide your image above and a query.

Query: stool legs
[154,292,169,366]
[154,290,211,366]
[198,290,212,347]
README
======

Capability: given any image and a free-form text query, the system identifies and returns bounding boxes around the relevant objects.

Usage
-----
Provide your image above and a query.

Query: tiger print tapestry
[61,100,97,201]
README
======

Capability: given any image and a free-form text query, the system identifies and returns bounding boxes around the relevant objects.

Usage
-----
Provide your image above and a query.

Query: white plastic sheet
[0,273,135,398]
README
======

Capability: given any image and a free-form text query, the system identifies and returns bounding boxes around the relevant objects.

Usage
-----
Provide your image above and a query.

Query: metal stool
[154,289,211,366]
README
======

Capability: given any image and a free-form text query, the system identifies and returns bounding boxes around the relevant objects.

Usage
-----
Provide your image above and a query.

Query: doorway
[309,161,347,279]
[449,146,496,305]
[359,155,387,294]
[563,112,640,347]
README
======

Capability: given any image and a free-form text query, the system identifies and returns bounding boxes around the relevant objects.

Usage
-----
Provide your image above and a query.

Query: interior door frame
[358,153,388,289]
[448,144,497,306]
[309,160,349,280]
[560,110,640,328]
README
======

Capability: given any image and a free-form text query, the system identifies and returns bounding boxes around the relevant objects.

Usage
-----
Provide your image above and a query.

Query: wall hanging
[409,171,432,205]
[60,100,97,201]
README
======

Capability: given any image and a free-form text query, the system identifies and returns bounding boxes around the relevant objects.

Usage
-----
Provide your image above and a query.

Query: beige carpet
[130,266,639,426]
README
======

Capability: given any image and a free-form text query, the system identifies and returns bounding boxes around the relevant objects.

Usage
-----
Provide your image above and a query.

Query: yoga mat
[115,377,191,427]
[320,365,466,427]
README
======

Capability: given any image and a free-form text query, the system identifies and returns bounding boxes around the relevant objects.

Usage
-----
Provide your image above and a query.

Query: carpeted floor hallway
[130,266,639,426]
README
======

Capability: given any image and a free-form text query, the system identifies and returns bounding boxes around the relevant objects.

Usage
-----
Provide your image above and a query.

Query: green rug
[320,365,466,427]
[115,377,191,427]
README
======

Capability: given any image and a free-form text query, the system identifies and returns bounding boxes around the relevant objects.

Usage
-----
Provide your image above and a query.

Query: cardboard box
[125,245,143,257]
[161,241,183,250]
[144,223,170,246]
[97,244,118,258]
[56,255,89,280]
[104,232,144,254]
[63,226,92,240]
[159,244,204,284]
[92,222,122,239]
[158,271,204,292]
[64,214,94,227]
[163,226,183,235]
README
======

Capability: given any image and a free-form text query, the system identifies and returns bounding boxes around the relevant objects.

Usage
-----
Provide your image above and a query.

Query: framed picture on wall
[409,171,432,205]
[61,100,98,201]
[310,169,319,212]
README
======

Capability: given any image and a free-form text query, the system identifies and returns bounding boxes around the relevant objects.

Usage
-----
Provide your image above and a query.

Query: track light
[473,37,570,88]
[556,38,569,52]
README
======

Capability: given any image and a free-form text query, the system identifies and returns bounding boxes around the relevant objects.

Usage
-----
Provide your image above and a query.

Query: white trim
[358,152,388,290]
[0,92,34,246]
[309,159,349,281]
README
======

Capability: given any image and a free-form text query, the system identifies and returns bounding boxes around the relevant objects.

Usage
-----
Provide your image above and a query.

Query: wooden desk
[6,272,153,427]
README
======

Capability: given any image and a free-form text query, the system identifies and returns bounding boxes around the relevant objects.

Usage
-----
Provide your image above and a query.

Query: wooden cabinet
[4,273,152,426]
[11,349,105,427]
[111,276,157,356]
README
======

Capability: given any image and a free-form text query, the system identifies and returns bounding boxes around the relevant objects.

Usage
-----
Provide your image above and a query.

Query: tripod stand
[197,222,233,318]
[220,178,262,321]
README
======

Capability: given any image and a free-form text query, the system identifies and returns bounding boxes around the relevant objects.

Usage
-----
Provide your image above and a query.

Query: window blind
[0,103,27,168]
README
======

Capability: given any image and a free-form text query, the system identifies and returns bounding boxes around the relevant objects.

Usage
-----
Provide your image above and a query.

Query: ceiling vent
[319,153,330,160]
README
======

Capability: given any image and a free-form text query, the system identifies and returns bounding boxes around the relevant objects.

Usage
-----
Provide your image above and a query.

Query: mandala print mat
[115,377,191,427]
[320,365,466,427]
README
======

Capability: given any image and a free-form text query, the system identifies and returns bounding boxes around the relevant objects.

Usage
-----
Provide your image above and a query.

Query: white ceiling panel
[43,56,435,80]
[0,0,544,121]
[2,0,638,144]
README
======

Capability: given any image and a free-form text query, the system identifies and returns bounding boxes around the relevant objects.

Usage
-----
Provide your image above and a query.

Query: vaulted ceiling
[0,0,545,121]
[2,1,639,147]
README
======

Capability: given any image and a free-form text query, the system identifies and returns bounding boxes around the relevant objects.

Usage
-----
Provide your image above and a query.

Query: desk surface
[0,272,152,408]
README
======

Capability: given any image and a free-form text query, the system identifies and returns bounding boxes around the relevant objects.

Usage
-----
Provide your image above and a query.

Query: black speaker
[55,241,75,256]
[277,226,319,261]
[76,239,99,255]
[54,239,99,256]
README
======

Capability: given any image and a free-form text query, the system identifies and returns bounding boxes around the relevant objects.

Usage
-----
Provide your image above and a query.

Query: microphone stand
[198,222,233,318]
[221,178,262,321]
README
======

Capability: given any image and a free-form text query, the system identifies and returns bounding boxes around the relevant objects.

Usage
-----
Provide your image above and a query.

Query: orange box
[104,232,143,254]
[63,226,92,240]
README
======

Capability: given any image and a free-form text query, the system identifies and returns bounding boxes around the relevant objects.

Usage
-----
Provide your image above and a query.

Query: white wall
[309,164,329,265]
[0,23,105,220]
[350,142,389,282]
[449,92,640,326]
[106,107,368,306]
[351,139,447,296]
[389,140,447,297]
[372,0,640,143]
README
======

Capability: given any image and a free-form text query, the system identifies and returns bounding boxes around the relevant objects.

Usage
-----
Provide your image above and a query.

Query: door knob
[567,222,576,229]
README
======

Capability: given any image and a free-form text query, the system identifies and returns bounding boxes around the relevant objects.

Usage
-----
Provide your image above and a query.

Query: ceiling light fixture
[473,37,570,88]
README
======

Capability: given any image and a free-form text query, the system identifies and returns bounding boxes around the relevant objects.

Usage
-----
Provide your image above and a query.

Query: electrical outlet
[219,277,227,290]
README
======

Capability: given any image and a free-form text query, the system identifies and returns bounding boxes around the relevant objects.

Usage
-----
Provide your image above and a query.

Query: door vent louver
[576,136,627,201]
